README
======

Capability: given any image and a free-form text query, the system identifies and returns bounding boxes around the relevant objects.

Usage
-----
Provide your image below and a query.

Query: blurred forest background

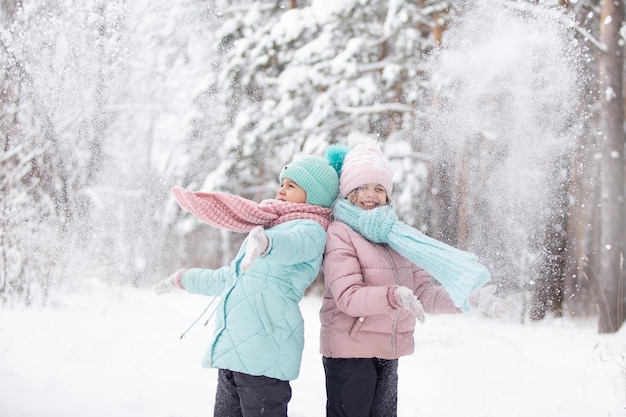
[1,0,624,333]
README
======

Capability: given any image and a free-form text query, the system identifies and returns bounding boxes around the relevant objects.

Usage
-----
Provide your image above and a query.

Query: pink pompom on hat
[339,139,394,198]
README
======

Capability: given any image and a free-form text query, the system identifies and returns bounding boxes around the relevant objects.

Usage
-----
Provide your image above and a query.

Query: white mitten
[240,226,269,271]
[394,286,426,323]
[153,268,187,294]
[469,285,509,318]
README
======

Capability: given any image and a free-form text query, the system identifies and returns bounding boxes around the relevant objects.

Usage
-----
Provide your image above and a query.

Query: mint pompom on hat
[279,155,340,208]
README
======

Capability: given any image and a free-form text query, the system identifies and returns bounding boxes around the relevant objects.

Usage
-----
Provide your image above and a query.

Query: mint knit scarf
[172,187,333,232]
[332,198,490,311]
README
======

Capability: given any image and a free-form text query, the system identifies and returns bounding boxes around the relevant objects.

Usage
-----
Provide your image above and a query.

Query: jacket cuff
[175,268,189,289]
[387,285,400,309]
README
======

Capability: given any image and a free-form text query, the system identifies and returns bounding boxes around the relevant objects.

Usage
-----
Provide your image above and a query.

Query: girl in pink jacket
[320,138,498,417]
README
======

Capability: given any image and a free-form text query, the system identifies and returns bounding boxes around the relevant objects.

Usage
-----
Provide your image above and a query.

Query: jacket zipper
[382,246,400,358]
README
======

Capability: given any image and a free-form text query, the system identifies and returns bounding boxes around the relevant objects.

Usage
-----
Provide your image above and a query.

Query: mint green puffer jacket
[181,219,325,381]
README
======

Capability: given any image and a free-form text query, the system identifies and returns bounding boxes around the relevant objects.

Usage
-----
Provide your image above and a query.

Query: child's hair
[279,155,340,208]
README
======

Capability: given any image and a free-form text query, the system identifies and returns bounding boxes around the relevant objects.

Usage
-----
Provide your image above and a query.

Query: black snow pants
[213,369,292,417]
[322,357,398,417]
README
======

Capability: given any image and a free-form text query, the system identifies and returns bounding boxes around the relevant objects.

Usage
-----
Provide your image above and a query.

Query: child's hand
[469,285,509,318]
[241,226,269,271]
[153,269,187,294]
[394,286,426,323]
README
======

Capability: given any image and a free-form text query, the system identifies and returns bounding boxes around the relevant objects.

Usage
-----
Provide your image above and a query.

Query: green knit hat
[279,155,340,208]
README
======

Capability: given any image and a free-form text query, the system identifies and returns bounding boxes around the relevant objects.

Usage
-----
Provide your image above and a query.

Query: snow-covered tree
[1,0,224,294]
[76,0,225,284]
[1,1,93,303]
[203,0,444,206]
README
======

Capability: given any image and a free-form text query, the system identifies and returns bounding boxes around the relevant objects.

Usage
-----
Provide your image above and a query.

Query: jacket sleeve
[260,220,326,265]
[180,266,233,296]
[411,264,462,314]
[322,222,394,317]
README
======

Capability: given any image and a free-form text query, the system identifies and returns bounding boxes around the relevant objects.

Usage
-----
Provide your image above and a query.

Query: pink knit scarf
[172,187,332,232]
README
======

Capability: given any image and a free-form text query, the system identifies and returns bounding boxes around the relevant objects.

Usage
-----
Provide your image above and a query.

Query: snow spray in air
[419,0,586,302]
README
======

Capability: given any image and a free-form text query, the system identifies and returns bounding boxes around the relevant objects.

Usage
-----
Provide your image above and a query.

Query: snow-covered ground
[1,283,624,417]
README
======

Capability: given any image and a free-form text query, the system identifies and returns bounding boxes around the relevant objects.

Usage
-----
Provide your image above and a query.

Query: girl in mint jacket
[155,154,340,417]
[181,218,325,381]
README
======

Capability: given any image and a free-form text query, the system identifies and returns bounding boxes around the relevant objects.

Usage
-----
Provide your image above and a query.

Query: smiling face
[276,178,308,203]
[347,183,389,210]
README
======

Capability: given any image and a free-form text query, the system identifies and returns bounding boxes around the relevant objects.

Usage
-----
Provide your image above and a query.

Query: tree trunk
[563,133,600,317]
[598,0,626,333]
[530,158,569,320]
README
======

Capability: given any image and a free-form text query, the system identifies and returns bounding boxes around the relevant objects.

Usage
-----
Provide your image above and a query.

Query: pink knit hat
[339,143,394,198]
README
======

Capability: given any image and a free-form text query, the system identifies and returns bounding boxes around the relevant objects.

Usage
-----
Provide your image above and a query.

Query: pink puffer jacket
[320,221,461,359]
